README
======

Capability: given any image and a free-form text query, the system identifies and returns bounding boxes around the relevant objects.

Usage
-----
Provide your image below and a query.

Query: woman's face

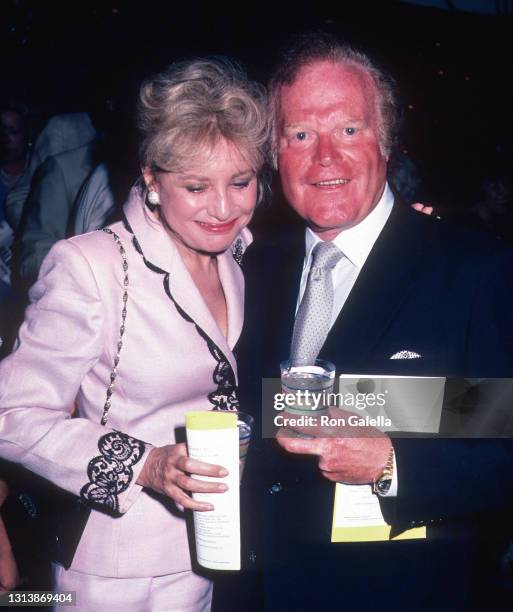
[144,138,257,255]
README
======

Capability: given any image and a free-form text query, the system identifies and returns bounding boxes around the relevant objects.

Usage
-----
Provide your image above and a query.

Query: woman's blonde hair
[138,57,271,203]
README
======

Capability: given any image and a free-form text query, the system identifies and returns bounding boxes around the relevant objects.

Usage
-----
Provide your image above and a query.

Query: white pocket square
[389,350,422,360]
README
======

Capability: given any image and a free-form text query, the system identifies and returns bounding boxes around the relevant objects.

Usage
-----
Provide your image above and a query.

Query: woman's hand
[0,480,8,507]
[0,517,20,592]
[0,547,20,592]
[136,444,228,511]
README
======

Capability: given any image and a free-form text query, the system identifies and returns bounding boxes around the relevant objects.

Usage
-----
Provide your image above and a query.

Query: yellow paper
[331,483,426,542]
[185,410,240,570]
[185,411,237,430]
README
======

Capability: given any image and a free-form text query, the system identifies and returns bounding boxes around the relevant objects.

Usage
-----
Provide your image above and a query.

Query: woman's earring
[146,190,160,211]
[148,190,160,206]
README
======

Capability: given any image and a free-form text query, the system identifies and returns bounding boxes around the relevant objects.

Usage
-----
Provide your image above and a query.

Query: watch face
[376,478,392,495]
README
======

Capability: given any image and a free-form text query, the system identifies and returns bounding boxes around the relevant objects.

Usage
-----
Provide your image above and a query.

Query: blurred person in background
[0,104,30,201]
[0,103,30,287]
[4,112,95,234]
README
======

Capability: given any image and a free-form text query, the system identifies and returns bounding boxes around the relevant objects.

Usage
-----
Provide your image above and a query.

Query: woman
[0,58,269,611]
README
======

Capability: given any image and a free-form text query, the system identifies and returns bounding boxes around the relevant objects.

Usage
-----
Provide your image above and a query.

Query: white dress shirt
[297,183,394,320]
[296,183,398,496]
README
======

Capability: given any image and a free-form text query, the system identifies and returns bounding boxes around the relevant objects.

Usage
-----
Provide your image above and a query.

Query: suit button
[269,483,283,495]
[249,550,257,564]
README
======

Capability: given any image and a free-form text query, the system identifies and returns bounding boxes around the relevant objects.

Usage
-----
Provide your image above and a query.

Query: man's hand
[275,407,392,484]
[411,203,438,217]
[137,443,229,511]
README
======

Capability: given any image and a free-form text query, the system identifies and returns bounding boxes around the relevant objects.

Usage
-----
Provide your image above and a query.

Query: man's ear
[142,167,157,191]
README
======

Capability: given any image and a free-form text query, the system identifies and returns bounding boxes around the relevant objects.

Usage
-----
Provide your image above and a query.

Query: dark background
[3,0,512,214]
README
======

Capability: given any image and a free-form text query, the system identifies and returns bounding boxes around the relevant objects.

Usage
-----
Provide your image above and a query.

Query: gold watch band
[372,444,394,495]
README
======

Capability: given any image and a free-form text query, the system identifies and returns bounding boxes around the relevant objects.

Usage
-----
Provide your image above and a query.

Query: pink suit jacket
[0,186,250,577]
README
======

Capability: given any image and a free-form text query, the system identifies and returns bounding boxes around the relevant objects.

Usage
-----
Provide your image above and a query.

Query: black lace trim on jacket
[80,431,145,512]
[122,214,240,411]
[231,238,244,266]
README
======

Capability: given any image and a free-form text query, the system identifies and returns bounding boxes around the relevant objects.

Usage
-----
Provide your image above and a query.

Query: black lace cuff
[80,431,146,512]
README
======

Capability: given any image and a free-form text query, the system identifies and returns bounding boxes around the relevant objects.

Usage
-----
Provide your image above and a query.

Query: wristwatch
[372,444,394,496]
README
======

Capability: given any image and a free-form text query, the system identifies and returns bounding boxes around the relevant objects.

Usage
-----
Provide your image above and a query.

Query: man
[4,112,96,233]
[0,105,29,288]
[237,34,513,611]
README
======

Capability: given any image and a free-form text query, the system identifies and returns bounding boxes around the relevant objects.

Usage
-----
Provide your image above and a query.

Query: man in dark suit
[236,34,513,611]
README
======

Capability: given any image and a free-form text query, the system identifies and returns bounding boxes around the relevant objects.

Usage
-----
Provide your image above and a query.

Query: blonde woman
[0,57,269,611]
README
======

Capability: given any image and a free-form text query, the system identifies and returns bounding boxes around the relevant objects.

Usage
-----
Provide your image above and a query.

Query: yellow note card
[331,483,426,543]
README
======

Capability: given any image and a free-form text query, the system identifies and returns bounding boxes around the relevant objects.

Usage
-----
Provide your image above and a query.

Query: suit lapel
[320,205,426,371]
[165,252,237,369]
[266,232,306,375]
[123,188,239,377]
[216,249,244,374]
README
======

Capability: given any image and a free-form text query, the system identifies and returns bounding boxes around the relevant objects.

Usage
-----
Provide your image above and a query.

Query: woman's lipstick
[195,219,237,233]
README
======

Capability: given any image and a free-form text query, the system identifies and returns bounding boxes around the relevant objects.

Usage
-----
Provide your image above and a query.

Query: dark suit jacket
[235,204,513,612]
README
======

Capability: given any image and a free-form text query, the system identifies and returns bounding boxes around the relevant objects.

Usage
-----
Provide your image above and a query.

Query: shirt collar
[304,182,394,269]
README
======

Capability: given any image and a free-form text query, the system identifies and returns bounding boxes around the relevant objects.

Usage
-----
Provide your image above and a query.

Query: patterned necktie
[290,241,344,365]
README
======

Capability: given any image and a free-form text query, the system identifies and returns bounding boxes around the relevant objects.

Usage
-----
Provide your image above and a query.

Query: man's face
[276,60,388,240]
[0,111,27,162]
